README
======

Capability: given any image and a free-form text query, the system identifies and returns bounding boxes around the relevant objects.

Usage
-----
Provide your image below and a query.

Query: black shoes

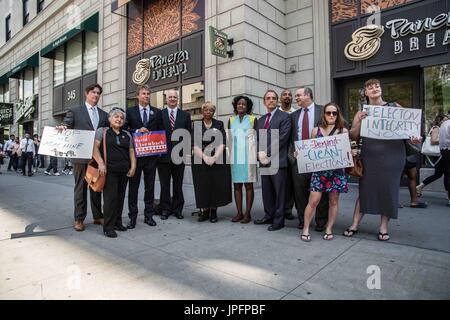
[198,209,209,222]
[175,213,184,219]
[268,225,284,231]
[127,217,137,229]
[114,225,127,232]
[209,209,218,223]
[104,230,117,238]
[144,217,157,226]
[254,218,273,225]
[160,212,169,220]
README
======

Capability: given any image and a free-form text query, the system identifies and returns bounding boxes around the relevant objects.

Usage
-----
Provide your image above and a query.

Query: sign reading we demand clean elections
[295,133,354,174]
[39,126,96,159]
[360,105,422,140]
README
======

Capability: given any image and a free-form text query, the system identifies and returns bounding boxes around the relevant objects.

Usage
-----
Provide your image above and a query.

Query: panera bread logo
[344,25,385,61]
[132,50,189,85]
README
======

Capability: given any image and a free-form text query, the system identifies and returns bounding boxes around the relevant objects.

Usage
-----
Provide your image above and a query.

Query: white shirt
[280,105,297,114]
[85,102,99,130]
[439,119,450,150]
[167,106,178,121]
[297,102,316,139]
[20,138,35,155]
[3,139,14,151]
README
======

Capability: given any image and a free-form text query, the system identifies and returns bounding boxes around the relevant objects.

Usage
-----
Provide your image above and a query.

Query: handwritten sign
[38,126,96,159]
[133,131,167,157]
[361,105,422,140]
[295,133,354,174]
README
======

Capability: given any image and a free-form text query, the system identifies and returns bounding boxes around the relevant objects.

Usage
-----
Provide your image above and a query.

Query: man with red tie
[288,87,329,231]
[254,90,291,231]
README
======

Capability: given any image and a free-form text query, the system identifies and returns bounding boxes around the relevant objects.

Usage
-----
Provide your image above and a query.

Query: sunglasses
[325,111,338,116]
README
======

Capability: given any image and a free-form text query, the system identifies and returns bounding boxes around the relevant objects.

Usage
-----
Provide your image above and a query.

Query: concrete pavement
[0,169,449,299]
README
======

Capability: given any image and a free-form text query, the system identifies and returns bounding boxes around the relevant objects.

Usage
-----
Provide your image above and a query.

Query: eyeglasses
[325,111,338,116]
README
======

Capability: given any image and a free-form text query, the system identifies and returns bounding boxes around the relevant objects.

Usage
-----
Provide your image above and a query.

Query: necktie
[26,138,29,152]
[170,110,175,130]
[301,108,309,140]
[143,107,148,127]
[263,112,271,129]
[91,107,99,130]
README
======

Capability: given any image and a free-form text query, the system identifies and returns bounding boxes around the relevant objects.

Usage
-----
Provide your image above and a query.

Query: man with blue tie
[254,90,291,231]
[60,84,109,232]
[124,85,163,229]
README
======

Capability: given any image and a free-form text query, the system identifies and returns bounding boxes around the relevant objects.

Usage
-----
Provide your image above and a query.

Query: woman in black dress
[192,102,232,223]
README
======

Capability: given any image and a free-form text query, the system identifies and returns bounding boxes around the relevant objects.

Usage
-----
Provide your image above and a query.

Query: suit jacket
[63,104,109,164]
[124,105,163,133]
[288,103,323,165]
[256,108,291,169]
[159,107,192,163]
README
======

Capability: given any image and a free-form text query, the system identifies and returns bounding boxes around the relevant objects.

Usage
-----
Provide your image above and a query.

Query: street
[0,170,449,299]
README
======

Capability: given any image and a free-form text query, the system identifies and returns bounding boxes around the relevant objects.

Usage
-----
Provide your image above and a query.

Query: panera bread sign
[132,50,189,85]
[345,11,450,61]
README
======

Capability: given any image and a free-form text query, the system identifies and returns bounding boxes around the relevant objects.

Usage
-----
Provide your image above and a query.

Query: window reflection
[54,46,64,87]
[65,34,82,82]
[182,82,203,121]
[83,31,98,74]
[425,64,450,131]
[24,68,34,99]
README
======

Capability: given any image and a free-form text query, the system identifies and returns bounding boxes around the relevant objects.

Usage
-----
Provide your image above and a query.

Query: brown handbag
[85,128,107,192]
[346,139,363,177]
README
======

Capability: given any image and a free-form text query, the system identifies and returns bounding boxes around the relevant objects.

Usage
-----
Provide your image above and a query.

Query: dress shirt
[297,102,315,139]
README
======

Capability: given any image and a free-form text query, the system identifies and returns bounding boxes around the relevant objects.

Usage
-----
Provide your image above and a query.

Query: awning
[40,12,99,59]
[0,73,8,85]
[6,52,39,79]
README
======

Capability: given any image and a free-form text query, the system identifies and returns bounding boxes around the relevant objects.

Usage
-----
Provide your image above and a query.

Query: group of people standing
[57,80,448,241]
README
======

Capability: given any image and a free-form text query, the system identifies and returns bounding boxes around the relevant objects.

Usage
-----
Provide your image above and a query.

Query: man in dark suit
[124,85,163,229]
[254,90,291,231]
[158,89,192,220]
[60,84,109,232]
[289,87,329,231]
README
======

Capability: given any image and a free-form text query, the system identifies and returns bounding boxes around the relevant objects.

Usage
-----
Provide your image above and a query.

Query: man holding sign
[124,85,164,229]
[59,84,109,232]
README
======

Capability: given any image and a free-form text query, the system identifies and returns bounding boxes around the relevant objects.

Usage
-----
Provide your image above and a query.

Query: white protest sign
[38,126,96,159]
[295,132,354,174]
[360,105,421,140]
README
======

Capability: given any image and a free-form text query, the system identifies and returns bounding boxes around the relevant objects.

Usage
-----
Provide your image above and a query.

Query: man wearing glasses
[288,87,329,232]
[59,84,109,232]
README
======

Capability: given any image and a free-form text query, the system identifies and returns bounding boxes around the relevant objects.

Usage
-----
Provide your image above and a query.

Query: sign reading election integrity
[295,133,354,174]
[39,126,96,159]
[133,131,167,157]
[360,105,422,140]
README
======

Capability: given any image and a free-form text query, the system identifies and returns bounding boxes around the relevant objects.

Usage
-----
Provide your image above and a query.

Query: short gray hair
[299,86,313,100]
[109,107,126,120]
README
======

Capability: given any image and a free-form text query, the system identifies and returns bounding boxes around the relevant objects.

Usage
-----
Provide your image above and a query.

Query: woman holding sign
[344,79,421,241]
[300,103,350,242]
[92,108,137,238]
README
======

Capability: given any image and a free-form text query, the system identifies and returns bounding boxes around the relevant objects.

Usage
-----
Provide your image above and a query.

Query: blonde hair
[201,101,216,113]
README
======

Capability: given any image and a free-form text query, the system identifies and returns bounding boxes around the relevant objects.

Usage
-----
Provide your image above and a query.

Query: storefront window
[2,84,9,103]
[24,68,33,99]
[65,34,82,82]
[18,78,24,101]
[382,81,413,109]
[83,31,98,74]
[182,82,203,121]
[54,46,64,87]
[425,64,450,131]
[150,89,169,109]
[33,67,39,95]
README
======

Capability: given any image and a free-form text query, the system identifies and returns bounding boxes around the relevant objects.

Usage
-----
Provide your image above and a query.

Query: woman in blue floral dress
[300,102,352,242]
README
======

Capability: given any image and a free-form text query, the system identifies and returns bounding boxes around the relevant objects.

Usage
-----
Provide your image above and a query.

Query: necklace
[203,120,212,129]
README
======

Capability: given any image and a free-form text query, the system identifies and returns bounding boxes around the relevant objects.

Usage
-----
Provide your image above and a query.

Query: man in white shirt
[3,134,15,171]
[19,132,35,176]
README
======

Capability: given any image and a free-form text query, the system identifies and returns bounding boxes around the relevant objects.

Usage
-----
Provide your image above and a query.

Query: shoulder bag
[85,128,107,192]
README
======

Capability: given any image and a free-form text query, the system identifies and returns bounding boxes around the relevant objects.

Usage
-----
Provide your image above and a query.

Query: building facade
[0,0,331,140]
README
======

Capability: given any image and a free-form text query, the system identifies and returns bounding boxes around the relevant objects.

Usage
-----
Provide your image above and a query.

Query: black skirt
[192,161,232,209]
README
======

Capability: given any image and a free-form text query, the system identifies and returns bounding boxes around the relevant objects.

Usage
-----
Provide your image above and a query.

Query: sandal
[410,202,427,208]
[343,228,358,237]
[323,233,334,241]
[378,232,390,241]
[300,234,311,242]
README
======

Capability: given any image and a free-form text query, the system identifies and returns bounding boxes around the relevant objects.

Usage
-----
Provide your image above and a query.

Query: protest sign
[295,132,354,174]
[133,130,167,157]
[360,105,421,140]
[39,126,96,159]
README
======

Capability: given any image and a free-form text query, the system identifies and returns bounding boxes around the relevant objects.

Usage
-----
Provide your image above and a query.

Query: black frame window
[23,0,30,26]
[5,14,11,41]
[37,0,45,13]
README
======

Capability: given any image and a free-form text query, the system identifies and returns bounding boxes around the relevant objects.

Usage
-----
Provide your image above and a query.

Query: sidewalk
[0,170,449,299]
